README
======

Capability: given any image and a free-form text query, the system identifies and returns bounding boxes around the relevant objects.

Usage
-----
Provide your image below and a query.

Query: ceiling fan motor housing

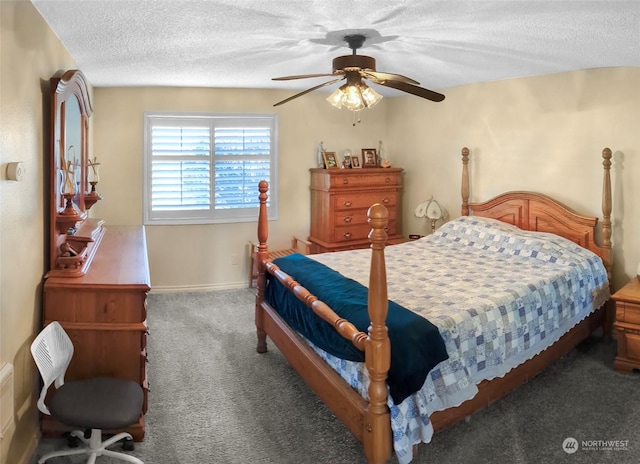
[333,55,376,72]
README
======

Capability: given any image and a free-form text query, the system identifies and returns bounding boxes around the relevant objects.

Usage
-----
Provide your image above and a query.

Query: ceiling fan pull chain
[352,111,362,126]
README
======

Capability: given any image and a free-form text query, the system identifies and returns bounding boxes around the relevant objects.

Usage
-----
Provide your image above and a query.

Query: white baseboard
[150,281,251,294]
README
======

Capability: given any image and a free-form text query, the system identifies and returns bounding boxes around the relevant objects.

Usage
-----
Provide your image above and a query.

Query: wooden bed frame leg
[256,180,270,354]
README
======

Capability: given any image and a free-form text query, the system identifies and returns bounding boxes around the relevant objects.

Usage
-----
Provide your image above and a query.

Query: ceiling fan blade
[375,79,445,102]
[272,72,341,81]
[273,77,344,107]
[361,70,420,86]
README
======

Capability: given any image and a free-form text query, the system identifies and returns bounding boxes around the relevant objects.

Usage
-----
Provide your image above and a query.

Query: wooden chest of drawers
[308,167,404,253]
[612,278,640,373]
[43,225,151,441]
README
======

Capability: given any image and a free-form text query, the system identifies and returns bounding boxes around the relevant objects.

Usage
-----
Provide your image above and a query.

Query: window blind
[144,114,277,224]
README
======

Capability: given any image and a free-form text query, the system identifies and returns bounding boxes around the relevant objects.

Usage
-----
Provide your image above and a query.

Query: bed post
[461,147,470,216]
[255,180,269,354]
[601,148,614,337]
[601,148,613,283]
[363,204,392,464]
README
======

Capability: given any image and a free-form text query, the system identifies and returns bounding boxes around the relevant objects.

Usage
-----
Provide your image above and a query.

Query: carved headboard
[459,147,613,282]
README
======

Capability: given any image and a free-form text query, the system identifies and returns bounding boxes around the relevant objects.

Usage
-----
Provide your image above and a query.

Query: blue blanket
[265,253,449,404]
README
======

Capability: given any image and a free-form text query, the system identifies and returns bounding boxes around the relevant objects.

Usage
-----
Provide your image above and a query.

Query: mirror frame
[48,70,97,273]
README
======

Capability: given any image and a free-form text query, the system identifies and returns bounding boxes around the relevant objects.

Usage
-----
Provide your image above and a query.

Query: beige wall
[93,67,640,292]
[92,87,389,290]
[0,1,78,463]
[388,67,640,290]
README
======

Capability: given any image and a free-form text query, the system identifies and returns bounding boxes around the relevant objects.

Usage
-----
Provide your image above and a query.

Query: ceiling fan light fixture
[326,82,382,112]
[273,32,444,115]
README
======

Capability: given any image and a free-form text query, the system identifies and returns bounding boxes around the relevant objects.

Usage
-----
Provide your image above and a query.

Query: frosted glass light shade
[326,83,382,111]
[426,200,444,220]
[361,86,382,108]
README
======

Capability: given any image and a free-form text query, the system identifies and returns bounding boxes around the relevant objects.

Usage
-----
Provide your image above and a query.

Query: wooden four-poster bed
[254,147,613,464]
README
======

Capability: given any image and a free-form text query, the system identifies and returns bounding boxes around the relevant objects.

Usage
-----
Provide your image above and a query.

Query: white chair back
[30,321,74,415]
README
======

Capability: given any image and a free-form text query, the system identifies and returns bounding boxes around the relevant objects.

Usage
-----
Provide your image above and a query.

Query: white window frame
[143,112,278,225]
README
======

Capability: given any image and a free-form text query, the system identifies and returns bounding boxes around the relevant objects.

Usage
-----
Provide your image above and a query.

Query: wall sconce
[414,196,447,233]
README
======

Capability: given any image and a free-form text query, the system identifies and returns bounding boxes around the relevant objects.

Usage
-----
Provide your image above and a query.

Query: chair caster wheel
[63,432,80,448]
[122,437,135,451]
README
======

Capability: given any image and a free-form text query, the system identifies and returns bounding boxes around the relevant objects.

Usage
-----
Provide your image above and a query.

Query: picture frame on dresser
[323,151,339,169]
[342,154,352,169]
[351,156,361,168]
[362,148,377,167]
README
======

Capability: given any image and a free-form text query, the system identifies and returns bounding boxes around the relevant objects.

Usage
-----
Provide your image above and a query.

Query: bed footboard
[254,180,392,464]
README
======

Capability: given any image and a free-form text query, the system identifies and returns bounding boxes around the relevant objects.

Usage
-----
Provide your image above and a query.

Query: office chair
[31,321,144,464]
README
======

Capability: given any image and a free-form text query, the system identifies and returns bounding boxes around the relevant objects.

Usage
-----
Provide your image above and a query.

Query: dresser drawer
[335,207,397,227]
[330,171,401,189]
[333,221,398,243]
[62,326,146,381]
[622,331,640,361]
[616,301,640,325]
[44,289,147,323]
[334,191,397,211]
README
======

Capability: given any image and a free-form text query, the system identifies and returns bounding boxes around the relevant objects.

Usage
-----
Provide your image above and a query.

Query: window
[143,113,278,224]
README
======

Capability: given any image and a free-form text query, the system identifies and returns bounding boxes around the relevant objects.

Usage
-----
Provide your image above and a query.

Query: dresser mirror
[48,69,104,275]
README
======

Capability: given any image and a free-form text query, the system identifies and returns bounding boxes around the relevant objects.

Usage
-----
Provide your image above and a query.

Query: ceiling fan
[272,34,445,109]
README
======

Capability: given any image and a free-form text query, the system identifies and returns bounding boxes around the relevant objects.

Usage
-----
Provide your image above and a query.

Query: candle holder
[84,183,102,210]
[56,192,82,234]
[85,157,102,210]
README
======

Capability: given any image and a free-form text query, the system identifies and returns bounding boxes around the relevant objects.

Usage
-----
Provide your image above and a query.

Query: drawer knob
[382,198,390,204]
[343,232,352,238]
[385,177,391,183]
[342,178,349,185]
[343,201,352,207]
[343,216,353,223]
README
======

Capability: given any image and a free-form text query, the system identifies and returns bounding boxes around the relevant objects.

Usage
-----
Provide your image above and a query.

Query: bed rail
[263,260,367,351]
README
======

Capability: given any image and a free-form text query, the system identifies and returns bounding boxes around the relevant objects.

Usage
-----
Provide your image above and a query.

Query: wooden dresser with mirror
[42,70,150,441]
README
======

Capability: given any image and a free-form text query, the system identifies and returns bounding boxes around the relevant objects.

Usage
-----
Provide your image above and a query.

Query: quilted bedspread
[307,216,610,464]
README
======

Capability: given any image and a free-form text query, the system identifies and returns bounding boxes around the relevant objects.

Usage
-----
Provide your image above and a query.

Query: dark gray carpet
[33,289,640,463]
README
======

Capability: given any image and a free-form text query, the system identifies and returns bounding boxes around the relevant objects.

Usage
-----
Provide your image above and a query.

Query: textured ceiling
[31,1,640,98]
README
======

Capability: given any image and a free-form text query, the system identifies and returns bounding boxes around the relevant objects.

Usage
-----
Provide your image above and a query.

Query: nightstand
[612,278,640,373]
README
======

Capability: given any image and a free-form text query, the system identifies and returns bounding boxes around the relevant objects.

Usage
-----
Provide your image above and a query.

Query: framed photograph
[362,148,378,168]
[342,154,352,169]
[322,151,339,169]
[351,155,361,168]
